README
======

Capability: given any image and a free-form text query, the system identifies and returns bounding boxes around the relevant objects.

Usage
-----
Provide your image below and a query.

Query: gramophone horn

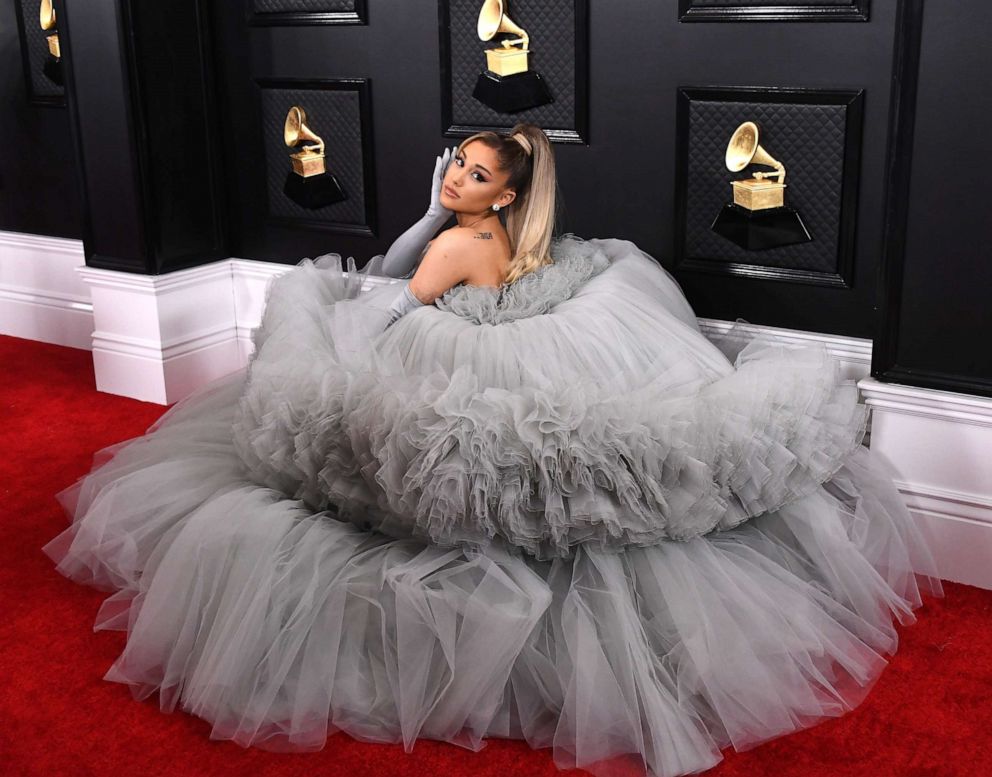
[284,106,324,154]
[478,0,529,50]
[726,121,785,184]
[40,0,56,30]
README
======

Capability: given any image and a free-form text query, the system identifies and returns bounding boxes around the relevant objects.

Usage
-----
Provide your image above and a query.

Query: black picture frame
[437,0,589,144]
[674,85,865,288]
[247,0,367,27]
[254,77,378,236]
[13,0,66,107]
[678,0,869,23]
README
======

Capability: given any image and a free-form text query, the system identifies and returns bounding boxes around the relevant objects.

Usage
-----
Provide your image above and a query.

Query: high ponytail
[454,122,560,285]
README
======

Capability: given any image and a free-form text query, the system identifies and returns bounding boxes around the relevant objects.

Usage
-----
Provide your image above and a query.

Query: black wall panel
[209,0,896,347]
[874,0,992,396]
[0,0,82,238]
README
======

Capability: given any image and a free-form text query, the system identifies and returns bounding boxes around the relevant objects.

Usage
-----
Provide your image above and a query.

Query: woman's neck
[455,210,504,232]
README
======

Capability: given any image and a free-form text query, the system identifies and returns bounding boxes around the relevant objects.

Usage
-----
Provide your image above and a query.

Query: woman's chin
[440,195,463,212]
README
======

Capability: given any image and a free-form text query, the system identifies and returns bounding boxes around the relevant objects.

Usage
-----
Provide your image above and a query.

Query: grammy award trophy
[40,0,63,86]
[710,121,812,251]
[282,106,348,210]
[472,0,554,114]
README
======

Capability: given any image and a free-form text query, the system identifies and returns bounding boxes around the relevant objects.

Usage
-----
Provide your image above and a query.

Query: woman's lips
[443,185,459,199]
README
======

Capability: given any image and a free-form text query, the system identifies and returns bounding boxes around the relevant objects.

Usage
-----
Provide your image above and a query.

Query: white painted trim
[859,376,992,589]
[76,260,244,404]
[698,316,876,444]
[859,377,992,427]
[228,258,400,360]
[895,480,992,526]
[697,316,873,376]
[77,262,234,294]
[0,230,92,349]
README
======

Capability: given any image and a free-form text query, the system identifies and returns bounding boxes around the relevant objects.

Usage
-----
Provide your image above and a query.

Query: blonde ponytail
[455,122,561,285]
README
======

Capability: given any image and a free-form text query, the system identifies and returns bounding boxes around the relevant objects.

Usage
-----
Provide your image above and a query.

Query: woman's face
[440,140,516,214]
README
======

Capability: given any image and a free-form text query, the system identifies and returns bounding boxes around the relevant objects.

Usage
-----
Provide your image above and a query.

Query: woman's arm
[378,147,458,279]
[385,229,474,325]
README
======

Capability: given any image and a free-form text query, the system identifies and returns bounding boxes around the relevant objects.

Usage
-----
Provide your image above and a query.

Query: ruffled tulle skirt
[43,236,944,777]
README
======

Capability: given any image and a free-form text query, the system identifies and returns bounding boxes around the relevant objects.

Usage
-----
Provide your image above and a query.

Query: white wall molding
[0,230,92,349]
[859,377,992,589]
[77,262,243,405]
[858,378,992,427]
[229,259,289,361]
[4,229,990,588]
[228,259,394,361]
[697,316,873,382]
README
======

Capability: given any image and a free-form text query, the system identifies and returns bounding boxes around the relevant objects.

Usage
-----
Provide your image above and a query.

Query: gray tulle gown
[43,233,944,777]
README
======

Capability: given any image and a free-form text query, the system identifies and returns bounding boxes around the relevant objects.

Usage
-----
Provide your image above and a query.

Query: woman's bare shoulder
[423,227,478,261]
[434,225,500,246]
[436,226,510,282]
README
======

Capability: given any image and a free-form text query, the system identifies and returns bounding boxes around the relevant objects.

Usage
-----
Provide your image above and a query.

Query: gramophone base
[283,171,347,210]
[42,55,63,87]
[710,203,812,251]
[472,70,554,114]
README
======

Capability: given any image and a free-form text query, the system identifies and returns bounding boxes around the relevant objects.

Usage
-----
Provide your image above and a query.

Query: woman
[361,121,559,327]
[44,122,944,777]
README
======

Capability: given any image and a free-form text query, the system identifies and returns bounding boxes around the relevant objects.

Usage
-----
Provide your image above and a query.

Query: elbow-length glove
[385,280,427,328]
[331,279,427,366]
[375,146,458,279]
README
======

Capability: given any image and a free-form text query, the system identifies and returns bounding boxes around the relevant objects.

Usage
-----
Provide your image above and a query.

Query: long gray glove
[331,279,427,366]
[377,145,459,279]
[384,280,427,328]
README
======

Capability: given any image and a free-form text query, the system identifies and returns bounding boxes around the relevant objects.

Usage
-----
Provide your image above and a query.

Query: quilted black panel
[694,0,850,6]
[444,0,577,133]
[252,0,353,13]
[17,0,64,100]
[259,83,368,227]
[682,96,853,274]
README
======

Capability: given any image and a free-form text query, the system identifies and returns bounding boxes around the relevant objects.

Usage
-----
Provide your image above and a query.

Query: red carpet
[1,332,989,777]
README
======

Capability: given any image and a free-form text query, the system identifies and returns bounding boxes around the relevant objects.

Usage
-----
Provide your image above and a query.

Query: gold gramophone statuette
[280,105,347,209]
[479,0,530,77]
[40,0,60,59]
[472,0,554,113]
[710,119,811,250]
[726,121,786,211]
[284,106,326,178]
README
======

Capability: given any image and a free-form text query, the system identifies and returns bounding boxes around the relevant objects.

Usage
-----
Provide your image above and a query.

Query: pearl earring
[491,204,500,211]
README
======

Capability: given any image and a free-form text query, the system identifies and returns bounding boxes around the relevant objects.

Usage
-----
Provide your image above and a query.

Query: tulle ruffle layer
[43,374,943,777]
[232,237,869,558]
[42,234,944,777]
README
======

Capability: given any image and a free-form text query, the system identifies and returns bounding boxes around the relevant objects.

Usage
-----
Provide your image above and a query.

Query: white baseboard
[4,228,990,589]
[859,378,992,589]
[78,262,244,405]
[696,317,874,383]
[0,231,92,349]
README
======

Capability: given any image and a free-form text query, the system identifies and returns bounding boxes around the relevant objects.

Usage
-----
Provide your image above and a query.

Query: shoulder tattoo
[474,231,493,240]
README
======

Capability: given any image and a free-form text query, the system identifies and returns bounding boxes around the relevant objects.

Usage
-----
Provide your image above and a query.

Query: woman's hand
[374,147,459,280]
[426,145,459,220]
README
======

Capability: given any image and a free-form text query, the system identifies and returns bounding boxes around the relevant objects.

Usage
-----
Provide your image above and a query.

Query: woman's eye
[455,156,485,182]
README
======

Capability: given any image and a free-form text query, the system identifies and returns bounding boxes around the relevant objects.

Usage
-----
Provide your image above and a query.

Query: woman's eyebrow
[459,151,492,177]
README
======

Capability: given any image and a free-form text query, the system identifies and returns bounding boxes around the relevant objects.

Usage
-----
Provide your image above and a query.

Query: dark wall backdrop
[2,1,990,395]
[0,0,82,238]
[878,0,992,395]
[208,1,897,340]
